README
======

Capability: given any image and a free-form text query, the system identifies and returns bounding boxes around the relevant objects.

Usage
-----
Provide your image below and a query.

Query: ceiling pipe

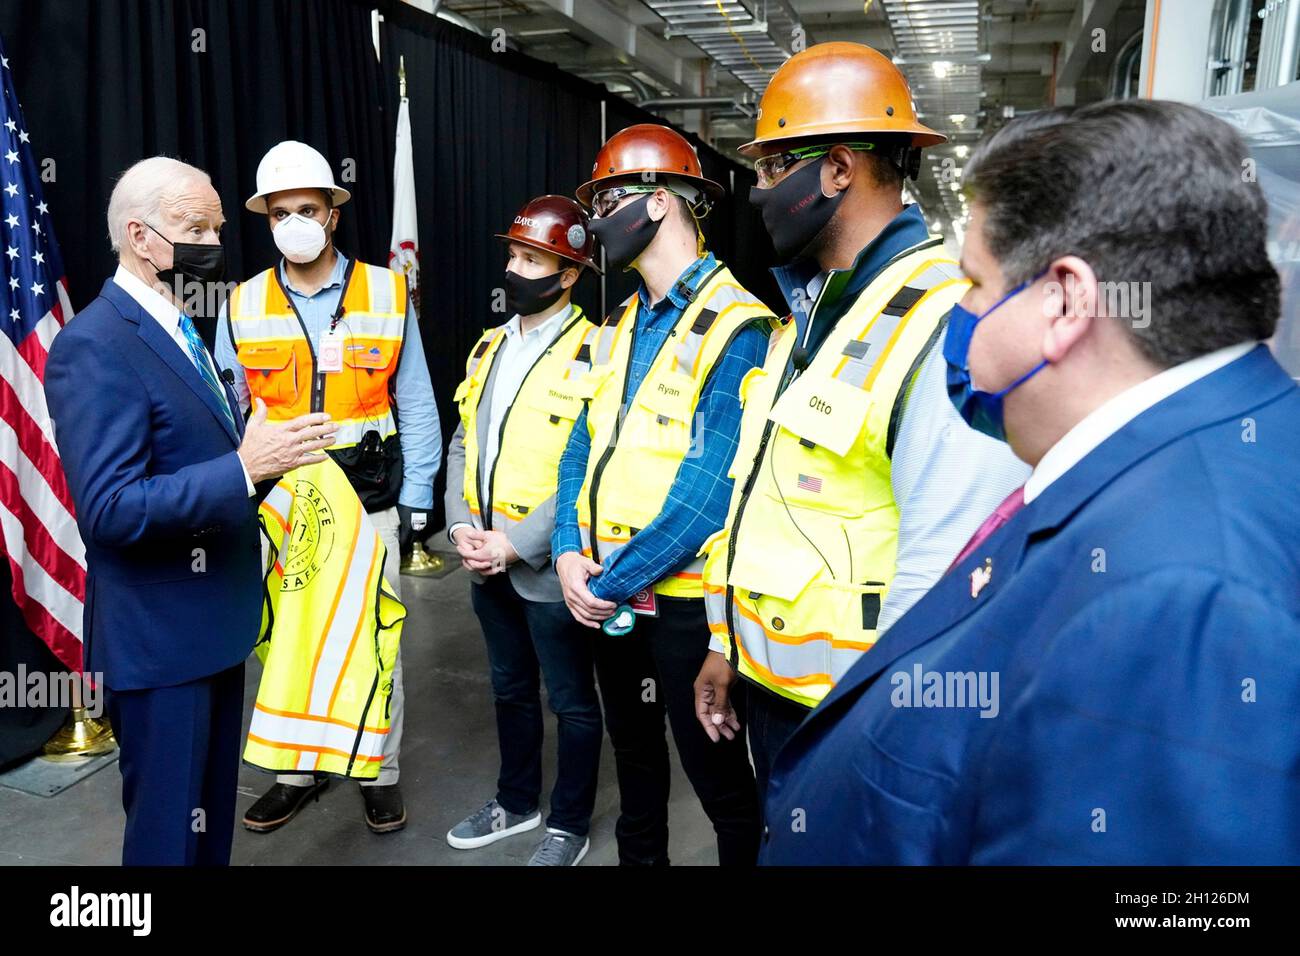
[639,96,755,117]
[581,70,658,103]
[428,0,486,37]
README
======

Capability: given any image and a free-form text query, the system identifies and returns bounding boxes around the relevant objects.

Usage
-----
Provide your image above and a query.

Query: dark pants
[593,596,761,866]
[104,662,245,866]
[471,573,603,836]
[746,681,812,812]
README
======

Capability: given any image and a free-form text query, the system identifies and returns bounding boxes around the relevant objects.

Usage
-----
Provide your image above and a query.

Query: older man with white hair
[44,156,338,866]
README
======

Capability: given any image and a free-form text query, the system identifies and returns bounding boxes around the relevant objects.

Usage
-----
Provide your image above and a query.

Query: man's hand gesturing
[237,398,339,483]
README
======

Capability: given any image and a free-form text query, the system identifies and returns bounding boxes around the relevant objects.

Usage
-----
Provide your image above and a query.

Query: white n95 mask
[273,213,328,263]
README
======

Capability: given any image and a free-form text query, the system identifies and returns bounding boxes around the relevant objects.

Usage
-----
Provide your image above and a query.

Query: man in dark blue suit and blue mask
[763,101,1300,865]
[44,156,338,865]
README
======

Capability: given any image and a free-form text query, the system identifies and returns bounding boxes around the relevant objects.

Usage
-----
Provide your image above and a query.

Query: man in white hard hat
[215,140,440,835]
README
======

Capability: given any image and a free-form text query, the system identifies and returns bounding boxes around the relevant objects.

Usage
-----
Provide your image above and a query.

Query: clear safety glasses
[752,141,880,189]
[590,184,660,218]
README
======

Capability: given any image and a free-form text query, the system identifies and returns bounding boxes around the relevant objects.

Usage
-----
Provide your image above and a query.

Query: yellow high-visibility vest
[226,260,407,449]
[244,457,405,779]
[702,241,968,707]
[573,263,773,599]
[452,307,596,529]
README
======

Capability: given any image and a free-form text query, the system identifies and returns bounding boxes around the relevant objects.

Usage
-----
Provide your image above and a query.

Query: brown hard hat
[576,123,724,208]
[740,42,946,156]
[494,194,602,274]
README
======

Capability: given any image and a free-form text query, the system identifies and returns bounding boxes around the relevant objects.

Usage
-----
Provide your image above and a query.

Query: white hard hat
[245,140,352,213]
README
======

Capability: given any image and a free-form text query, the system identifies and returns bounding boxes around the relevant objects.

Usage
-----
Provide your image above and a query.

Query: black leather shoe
[361,783,407,834]
[242,779,330,833]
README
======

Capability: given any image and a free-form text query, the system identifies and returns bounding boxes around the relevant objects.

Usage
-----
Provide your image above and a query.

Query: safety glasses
[590,184,660,218]
[752,141,880,189]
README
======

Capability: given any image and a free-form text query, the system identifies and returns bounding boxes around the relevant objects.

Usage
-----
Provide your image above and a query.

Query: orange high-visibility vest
[226,259,407,449]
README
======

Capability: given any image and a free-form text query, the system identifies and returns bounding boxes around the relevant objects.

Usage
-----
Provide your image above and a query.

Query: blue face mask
[943,270,1049,442]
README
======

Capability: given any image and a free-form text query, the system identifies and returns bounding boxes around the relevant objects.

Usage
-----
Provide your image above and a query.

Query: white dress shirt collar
[1024,341,1258,503]
[504,302,572,343]
[113,264,184,336]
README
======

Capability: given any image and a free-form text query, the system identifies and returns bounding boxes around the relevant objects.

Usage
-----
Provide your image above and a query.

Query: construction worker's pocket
[632,372,698,459]
[237,342,299,405]
[727,534,821,604]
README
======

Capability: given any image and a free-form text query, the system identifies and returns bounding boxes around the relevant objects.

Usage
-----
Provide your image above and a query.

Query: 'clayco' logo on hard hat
[281,479,336,592]
[514,215,538,227]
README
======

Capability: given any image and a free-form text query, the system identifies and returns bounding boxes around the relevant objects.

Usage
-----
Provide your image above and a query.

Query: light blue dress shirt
[215,253,441,509]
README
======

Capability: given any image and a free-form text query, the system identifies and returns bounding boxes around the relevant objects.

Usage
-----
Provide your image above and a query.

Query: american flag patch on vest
[797,474,823,493]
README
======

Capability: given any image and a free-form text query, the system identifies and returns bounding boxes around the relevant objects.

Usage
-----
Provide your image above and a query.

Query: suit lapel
[804,344,1296,729]
[103,279,240,447]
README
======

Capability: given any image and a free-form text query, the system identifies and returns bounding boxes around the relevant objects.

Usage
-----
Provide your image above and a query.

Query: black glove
[396,504,428,556]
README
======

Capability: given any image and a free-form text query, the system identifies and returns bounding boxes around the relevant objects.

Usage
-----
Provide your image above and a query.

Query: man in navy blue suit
[44,156,338,865]
[763,101,1300,864]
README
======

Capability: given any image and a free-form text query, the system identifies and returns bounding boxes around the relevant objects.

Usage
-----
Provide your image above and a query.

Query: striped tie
[178,313,237,434]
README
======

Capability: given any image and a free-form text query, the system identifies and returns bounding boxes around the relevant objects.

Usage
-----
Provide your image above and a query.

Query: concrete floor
[0,550,720,866]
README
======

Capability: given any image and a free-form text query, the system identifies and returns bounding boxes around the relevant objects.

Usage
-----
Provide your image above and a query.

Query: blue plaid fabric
[178,312,236,433]
[552,253,768,603]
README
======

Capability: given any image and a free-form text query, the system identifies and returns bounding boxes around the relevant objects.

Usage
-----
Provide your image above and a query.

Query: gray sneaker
[446,799,541,850]
[526,828,590,866]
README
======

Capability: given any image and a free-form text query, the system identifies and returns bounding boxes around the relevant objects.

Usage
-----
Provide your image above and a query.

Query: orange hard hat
[576,123,724,208]
[740,42,945,156]
[495,194,602,274]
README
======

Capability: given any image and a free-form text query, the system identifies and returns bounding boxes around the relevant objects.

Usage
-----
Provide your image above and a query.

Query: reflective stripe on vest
[575,263,774,598]
[244,458,405,779]
[702,241,968,706]
[228,260,407,449]
[453,308,595,530]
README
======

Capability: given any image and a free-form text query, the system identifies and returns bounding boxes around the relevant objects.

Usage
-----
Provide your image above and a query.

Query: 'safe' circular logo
[567,224,587,249]
[281,479,336,591]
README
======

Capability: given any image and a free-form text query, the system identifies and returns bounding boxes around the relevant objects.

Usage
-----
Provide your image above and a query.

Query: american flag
[797,473,823,494]
[0,38,84,671]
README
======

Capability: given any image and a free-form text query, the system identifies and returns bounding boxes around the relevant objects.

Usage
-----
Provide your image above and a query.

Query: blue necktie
[178,313,237,434]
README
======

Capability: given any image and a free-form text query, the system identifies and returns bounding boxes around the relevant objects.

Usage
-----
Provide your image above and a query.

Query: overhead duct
[427,0,487,36]
[639,96,756,117]
[582,70,659,103]
[641,0,802,95]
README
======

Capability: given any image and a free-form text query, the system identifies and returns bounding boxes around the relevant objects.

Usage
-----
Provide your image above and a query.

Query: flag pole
[42,676,115,761]
[392,51,442,578]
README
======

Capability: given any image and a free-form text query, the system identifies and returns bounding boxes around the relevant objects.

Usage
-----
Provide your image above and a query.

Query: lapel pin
[970,558,993,599]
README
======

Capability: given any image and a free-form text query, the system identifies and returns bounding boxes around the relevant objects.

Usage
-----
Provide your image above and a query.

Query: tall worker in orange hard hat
[442,196,605,866]
[693,43,1029,807]
[552,124,774,865]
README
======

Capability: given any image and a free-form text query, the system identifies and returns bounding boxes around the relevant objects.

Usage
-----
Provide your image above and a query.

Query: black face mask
[144,221,226,284]
[588,195,663,271]
[503,268,568,317]
[748,159,844,261]
[143,221,227,319]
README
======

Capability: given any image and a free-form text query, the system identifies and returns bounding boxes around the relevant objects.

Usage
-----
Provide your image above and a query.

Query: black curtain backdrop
[0,0,778,564]
[373,0,780,523]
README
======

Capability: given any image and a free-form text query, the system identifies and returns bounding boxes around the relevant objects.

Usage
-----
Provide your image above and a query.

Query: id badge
[318,329,344,373]
[627,587,659,618]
